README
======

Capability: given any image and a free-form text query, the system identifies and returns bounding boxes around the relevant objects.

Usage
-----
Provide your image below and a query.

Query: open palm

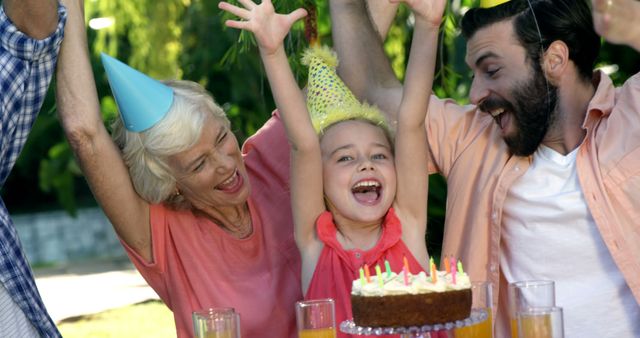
[592,0,640,50]
[219,0,307,55]
[393,0,447,27]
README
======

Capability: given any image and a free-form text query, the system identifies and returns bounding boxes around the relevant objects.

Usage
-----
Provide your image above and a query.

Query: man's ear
[542,40,569,85]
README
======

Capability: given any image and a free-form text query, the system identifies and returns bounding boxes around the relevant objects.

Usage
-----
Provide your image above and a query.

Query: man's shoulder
[614,72,640,107]
[622,72,640,88]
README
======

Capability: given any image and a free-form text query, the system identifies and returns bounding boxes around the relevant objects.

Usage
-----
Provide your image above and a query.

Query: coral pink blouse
[120,113,302,338]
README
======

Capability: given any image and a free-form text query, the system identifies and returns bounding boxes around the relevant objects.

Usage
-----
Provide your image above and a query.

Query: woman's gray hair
[111,80,230,209]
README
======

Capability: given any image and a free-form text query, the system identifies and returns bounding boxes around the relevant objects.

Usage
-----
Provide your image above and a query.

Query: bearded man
[329,0,640,336]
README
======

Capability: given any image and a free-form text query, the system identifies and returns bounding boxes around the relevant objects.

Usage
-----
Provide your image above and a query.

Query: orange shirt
[120,113,303,338]
[426,71,640,332]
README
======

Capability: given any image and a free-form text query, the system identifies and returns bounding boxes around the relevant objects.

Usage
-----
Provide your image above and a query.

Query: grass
[57,300,176,338]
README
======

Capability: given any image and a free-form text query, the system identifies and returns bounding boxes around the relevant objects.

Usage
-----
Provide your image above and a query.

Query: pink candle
[451,258,457,285]
[402,266,409,286]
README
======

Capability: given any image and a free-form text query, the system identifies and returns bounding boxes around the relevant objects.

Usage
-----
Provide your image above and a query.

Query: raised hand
[592,0,640,51]
[389,0,447,28]
[219,0,307,55]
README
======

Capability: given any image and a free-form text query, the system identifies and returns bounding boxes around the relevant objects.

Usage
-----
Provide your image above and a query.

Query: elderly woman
[55,1,301,337]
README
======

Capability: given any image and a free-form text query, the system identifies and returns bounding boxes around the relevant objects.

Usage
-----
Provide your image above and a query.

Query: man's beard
[480,66,558,156]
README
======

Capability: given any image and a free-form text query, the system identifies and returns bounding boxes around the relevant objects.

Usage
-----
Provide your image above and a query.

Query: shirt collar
[583,70,616,127]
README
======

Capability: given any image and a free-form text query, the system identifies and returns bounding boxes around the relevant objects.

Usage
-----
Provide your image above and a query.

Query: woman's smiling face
[168,115,250,210]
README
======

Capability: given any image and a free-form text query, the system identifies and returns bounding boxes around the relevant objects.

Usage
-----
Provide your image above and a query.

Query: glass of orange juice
[295,298,336,338]
[516,306,564,338]
[508,280,555,338]
[192,307,240,338]
[454,281,493,338]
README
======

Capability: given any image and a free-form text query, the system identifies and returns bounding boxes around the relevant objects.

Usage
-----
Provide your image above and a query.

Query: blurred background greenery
[3,0,638,258]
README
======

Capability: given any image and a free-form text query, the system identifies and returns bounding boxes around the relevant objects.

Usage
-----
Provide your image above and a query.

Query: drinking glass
[454,281,493,338]
[517,306,564,338]
[508,280,555,338]
[192,307,241,338]
[295,298,337,338]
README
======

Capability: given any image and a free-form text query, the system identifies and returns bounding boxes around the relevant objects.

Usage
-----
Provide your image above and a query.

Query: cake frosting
[352,270,471,296]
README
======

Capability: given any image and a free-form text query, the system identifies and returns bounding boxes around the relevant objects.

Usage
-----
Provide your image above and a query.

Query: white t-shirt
[0,282,38,337]
[499,145,640,337]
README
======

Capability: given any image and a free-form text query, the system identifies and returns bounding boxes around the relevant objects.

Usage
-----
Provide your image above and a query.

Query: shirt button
[491,212,497,220]
[515,166,520,172]
[490,264,497,272]
[355,252,361,259]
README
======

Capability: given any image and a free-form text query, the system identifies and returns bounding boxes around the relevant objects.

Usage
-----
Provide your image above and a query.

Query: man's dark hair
[461,0,600,82]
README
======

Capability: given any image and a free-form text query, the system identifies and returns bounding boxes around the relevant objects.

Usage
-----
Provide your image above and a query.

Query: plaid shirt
[0,3,66,337]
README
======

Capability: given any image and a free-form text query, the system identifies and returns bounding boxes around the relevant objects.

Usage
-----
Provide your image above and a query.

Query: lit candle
[359,267,365,287]
[375,265,383,288]
[457,260,464,274]
[364,264,371,283]
[384,260,392,278]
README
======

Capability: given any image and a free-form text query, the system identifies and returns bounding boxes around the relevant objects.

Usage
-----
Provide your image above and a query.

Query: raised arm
[219,0,326,290]
[329,0,404,121]
[392,0,445,270]
[592,0,640,51]
[3,0,58,39]
[56,0,152,261]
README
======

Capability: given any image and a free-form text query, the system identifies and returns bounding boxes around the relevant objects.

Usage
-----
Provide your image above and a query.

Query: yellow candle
[431,262,437,283]
[375,265,383,288]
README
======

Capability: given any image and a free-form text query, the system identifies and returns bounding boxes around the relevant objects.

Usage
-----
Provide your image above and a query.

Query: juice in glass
[518,314,552,338]
[455,309,492,338]
[298,327,337,338]
[296,299,336,338]
[205,330,235,338]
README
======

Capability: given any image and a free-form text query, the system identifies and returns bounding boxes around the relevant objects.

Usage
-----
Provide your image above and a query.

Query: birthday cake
[350,264,472,327]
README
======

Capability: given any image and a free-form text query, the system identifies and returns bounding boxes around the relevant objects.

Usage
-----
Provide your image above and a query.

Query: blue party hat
[101,53,174,132]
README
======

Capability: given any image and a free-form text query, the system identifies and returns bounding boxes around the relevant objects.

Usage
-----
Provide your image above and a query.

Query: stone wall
[13,207,126,266]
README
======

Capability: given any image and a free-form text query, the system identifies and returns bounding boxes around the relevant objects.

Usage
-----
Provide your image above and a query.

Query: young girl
[220,0,445,332]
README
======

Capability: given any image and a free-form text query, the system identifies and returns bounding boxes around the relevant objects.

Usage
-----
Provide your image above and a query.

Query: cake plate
[340,308,488,338]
